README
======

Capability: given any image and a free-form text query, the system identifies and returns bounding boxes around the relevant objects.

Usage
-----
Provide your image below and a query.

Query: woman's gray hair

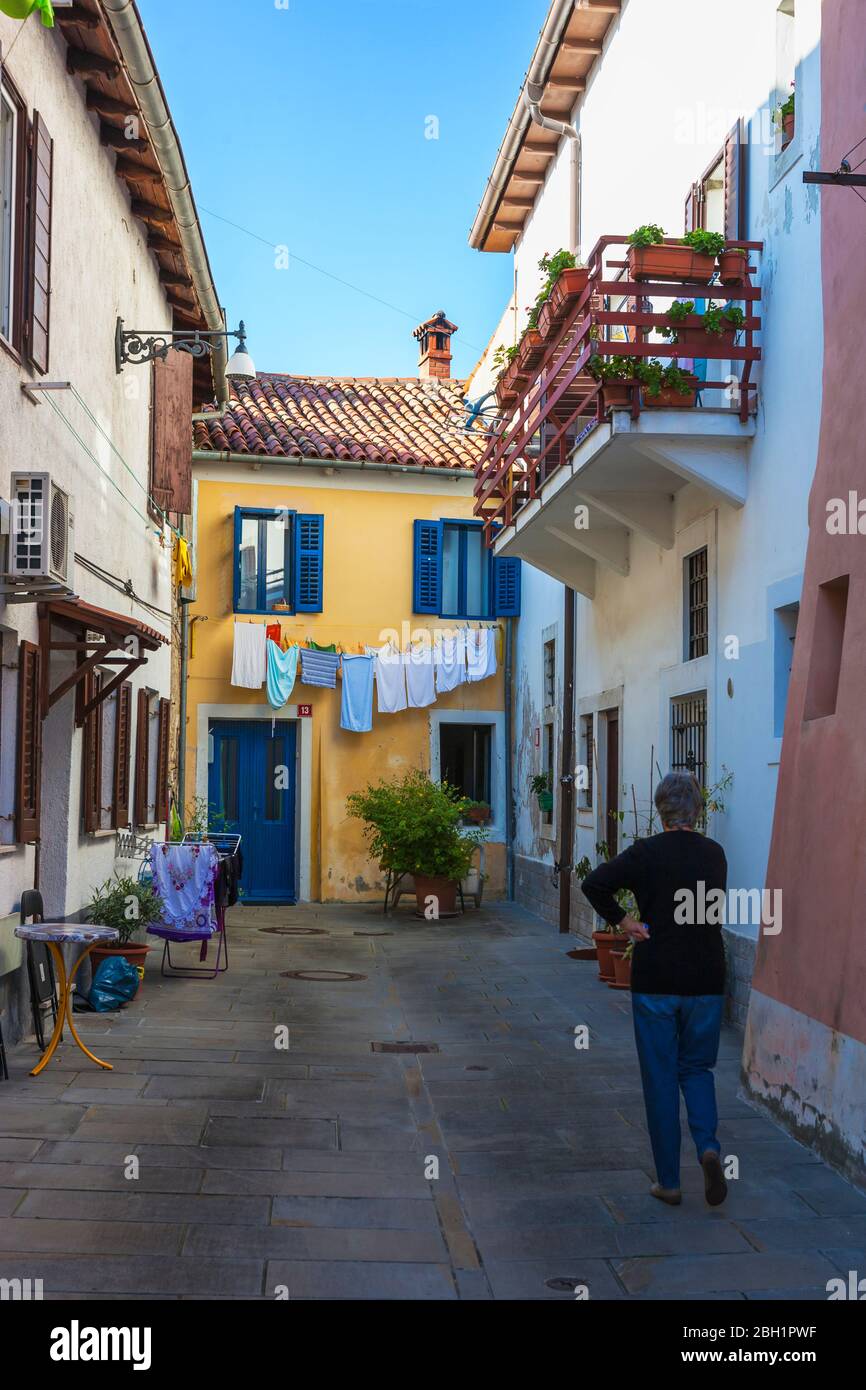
[654,771,703,829]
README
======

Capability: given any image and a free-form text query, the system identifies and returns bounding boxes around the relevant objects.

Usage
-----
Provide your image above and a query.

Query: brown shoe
[701,1150,727,1206]
[650,1183,682,1205]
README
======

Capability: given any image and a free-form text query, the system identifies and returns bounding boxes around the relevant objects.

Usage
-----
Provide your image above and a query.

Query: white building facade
[469,0,822,1020]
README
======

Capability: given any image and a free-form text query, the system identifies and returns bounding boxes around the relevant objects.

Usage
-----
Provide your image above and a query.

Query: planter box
[628,243,715,284]
[601,381,634,409]
[718,250,748,286]
[548,266,590,317]
[670,326,736,354]
[537,297,557,340]
[494,359,520,408]
[643,374,699,408]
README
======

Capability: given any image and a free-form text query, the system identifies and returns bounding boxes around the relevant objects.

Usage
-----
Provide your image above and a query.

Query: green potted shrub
[718,245,748,286]
[627,224,718,284]
[86,872,165,990]
[530,771,554,814]
[347,770,486,917]
[659,299,745,352]
[588,354,639,408]
[636,358,699,408]
[774,84,795,149]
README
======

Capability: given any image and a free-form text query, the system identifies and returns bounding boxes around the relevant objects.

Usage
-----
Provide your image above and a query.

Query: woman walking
[581,771,728,1207]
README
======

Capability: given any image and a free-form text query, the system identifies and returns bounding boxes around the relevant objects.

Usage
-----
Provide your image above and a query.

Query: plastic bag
[88,956,140,1011]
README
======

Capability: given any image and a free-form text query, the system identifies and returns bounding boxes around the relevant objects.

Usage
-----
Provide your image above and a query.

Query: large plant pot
[592,930,622,982]
[610,950,632,990]
[643,375,699,408]
[548,266,590,317]
[718,250,748,286]
[88,942,151,992]
[414,875,459,918]
[628,243,715,284]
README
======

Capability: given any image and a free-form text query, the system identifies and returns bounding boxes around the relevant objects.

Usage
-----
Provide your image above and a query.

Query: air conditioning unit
[7,473,74,586]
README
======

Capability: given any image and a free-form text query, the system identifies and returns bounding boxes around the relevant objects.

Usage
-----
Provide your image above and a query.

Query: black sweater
[580,830,727,996]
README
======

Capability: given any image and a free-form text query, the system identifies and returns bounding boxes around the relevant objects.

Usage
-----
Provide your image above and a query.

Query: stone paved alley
[1,903,865,1301]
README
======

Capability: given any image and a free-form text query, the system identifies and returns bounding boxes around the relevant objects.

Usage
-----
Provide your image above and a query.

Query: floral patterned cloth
[148,843,219,937]
[15,923,119,944]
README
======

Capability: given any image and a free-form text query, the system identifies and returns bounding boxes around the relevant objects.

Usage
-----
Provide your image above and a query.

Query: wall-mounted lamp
[115,317,256,380]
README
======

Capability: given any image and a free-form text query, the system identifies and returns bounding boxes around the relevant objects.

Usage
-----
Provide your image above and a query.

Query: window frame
[438,720,494,813]
[684,546,709,662]
[233,506,295,616]
[440,518,492,622]
[0,66,27,360]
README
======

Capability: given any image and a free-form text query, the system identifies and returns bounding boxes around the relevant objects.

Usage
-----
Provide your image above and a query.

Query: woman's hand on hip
[619,916,650,942]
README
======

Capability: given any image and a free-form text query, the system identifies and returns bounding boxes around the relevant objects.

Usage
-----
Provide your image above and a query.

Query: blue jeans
[631,993,723,1189]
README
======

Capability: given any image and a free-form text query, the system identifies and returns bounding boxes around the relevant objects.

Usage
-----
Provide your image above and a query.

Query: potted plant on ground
[530,771,554,815]
[627,225,720,284]
[610,940,633,989]
[86,872,164,989]
[637,358,699,408]
[347,770,487,918]
[575,846,627,981]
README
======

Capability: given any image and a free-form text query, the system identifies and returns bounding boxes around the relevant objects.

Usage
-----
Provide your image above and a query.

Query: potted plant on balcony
[660,300,745,352]
[774,84,795,149]
[627,225,720,284]
[588,354,639,408]
[637,358,699,408]
[492,342,521,406]
[86,872,164,990]
[530,771,554,815]
[347,770,487,918]
[718,246,749,286]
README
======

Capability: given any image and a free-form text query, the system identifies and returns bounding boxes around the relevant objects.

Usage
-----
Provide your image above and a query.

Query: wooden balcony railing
[474,233,763,539]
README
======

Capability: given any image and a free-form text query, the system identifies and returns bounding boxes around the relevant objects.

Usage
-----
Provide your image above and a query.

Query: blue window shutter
[492,555,521,617]
[232,507,243,611]
[294,514,324,612]
[413,519,443,614]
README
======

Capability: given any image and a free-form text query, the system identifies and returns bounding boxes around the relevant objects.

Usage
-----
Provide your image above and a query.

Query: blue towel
[340,654,374,732]
[300,647,339,688]
[267,641,299,709]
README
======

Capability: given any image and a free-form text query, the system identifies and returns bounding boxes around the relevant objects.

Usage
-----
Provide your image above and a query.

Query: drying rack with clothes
[145,835,242,979]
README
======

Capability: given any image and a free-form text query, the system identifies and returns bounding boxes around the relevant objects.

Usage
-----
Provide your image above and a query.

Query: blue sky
[138,0,549,380]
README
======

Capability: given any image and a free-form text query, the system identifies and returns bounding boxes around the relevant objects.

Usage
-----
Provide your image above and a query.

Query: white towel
[231,621,266,689]
[405,644,436,708]
[481,627,499,680]
[435,630,466,693]
[372,644,408,714]
[465,629,487,682]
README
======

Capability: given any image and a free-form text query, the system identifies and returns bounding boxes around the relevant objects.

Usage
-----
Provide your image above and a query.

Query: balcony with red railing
[474,233,763,594]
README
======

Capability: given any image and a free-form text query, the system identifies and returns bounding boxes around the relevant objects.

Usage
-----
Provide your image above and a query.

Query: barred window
[686,547,708,660]
[670,691,707,789]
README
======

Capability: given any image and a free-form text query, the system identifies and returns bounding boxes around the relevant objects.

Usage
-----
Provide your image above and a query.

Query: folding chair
[20,889,58,1053]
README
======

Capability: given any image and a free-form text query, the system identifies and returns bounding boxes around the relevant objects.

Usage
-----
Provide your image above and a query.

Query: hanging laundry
[231,621,266,689]
[371,643,407,714]
[300,646,339,688]
[309,640,337,653]
[481,626,499,680]
[406,642,436,709]
[466,628,498,681]
[174,535,193,588]
[266,623,282,646]
[340,653,375,732]
[435,629,466,694]
[267,641,299,709]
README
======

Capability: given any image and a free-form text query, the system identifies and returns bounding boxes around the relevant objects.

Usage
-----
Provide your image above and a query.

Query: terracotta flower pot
[601,381,634,409]
[718,250,748,286]
[88,942,151,992]
[537,298,557,340]
[516,328,544,373]
[414,875,459,918]
[495,358,520,408]
[628,243,715,285]
[464,806,491,824]
[592,930,623,982]
[548,266,590,316]
[643,375,699,408]
[781,111,795,149]
[610,950,633,990]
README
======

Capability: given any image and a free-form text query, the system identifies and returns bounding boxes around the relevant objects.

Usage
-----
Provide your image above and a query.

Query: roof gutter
[101,0,228,403]
[192,450,473,481]
[468,0,577,251]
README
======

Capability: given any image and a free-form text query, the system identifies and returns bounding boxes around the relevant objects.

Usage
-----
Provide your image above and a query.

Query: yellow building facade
[186,366,515,905]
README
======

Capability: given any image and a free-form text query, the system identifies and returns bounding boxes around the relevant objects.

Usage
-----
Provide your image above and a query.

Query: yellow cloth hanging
[174,535,193,588]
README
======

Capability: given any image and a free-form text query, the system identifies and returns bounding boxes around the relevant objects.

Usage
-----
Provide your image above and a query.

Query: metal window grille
[670,692,707,788]
[543,639,556,707]
[687,547,708,660]
[579,713,593,809]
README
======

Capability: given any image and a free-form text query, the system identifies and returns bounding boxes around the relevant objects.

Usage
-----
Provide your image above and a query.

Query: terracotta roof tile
[193,374,487,471]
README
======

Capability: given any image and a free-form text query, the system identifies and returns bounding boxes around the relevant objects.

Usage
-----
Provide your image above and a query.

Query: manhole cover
[280,969,367,982]
[371,1041,440,1054]
[545,1277,584,1293]
[260,927,328,936]
[353,930,393,937]
[465,1065,489,1072]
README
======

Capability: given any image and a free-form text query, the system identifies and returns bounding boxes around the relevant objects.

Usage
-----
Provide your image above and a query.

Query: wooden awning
[37,598,168,727]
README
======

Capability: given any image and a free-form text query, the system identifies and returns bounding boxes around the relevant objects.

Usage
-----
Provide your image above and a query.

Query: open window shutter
[82,671,103,832]
[412,519,443,614]
[112,681,132,829]
[150,352,194,517]
[155,697,170,824]
[492,555,522,617]
[15,641,42,843]
[723,119,747,242]
[133,688,149,826]
[684,181,700,234]
[25,112,53,375]
[294,514,324,612]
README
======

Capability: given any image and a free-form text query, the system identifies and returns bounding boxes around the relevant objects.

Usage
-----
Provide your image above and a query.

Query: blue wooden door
[208,720,297,903]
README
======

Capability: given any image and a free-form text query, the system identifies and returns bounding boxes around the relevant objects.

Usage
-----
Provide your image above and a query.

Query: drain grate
[280,969,366,982]
[465,1065,489,1072]
[370,1041,440,1054]
[353,930,393,937]
[545,1277,585,1293]
[260,927,328,936]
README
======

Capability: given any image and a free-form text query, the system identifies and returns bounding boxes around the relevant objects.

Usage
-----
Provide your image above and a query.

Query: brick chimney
[413,310,457,379]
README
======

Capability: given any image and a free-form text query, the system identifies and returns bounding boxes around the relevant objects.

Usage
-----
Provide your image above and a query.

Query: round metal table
[14,923,119,1075]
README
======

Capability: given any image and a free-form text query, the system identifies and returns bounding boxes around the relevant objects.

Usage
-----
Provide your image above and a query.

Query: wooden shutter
[723,120,747,242]
[15,641,42,843]
[82,671,103,832]
[112,681,132,829]
[133,688,149,826]
[412,519,443,614]
[492,555,522,617]
[294,514,324,612]
[155,697,170,824]
[150,351,194,518]
[25,111,53,375]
